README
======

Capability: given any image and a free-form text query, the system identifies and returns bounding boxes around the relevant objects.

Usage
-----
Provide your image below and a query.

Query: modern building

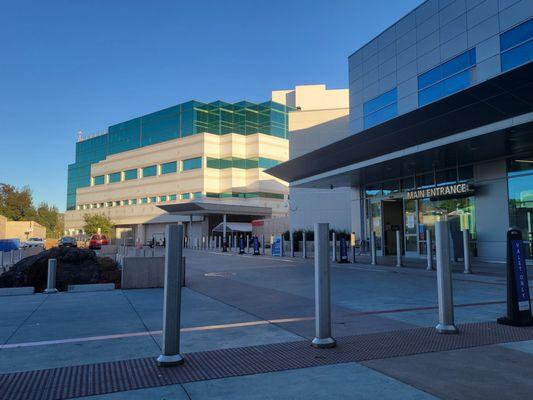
[65,86,341,244]
[268,0,533,262]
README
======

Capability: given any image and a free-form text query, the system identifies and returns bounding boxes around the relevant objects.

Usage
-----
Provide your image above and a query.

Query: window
[150,196,157,203]
[182,157,202,171]
[108,172,121,183]
[123,199,129,206]
[160,195,167,202]
[93,175,105,185]
[130,199,137,205]
[114,201,121,206]
[181,193,190,200]
[142,165,157,178]
[501,18,533,71]
[508,158,533,259]
[141,197,148,204]
[161,161,177,174]
[192,192,203,199]
[169,194,177,201]
[418,49,476,106]
[106,201,113,207]
[124,169,138,180]
[363,88,398,129]
[258,157,280,169]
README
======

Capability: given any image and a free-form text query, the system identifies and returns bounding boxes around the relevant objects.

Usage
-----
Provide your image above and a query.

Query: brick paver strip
[2,321,533,400]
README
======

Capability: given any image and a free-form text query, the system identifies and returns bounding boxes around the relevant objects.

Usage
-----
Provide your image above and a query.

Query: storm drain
[2,321,533,400]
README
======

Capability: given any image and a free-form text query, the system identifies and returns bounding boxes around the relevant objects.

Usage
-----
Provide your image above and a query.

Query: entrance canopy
[212,222,252,233]
[158,201,272,217]
[266,62,533,188]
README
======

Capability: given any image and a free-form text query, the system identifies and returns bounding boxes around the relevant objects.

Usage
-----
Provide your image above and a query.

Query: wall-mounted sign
[406,183,473,200]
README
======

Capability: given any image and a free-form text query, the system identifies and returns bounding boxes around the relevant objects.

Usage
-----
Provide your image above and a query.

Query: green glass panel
[141,105,180,146]
[93,175,105,185]
[142,165,157,177]
[192,192,202,199]
[258,157,279,169]
[108,172,121,183]
[169,194,177,201]
[183,157,202,171]
[150,196,157,203]
[108,118,141,155]
[181,193,190,200]
[124,169,138,180]
[131,199,137,205]
[161,161,177,174]
[141,197,148,204]
[160,195,167,202]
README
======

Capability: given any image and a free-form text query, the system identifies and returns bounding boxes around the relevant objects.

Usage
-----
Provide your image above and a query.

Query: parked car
[22,237,45,248]
[58,237,77,248]
[88,234,108,250]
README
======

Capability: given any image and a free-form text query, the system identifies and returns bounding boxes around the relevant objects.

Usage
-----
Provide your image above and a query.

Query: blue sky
[0,0,422,211]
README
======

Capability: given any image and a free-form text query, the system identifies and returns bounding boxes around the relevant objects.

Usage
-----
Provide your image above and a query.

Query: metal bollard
[181,257,186,287]
[426,230,433,271]
[332,232,336,262]
[312,223,336,348]
[10,250,14,265]
[44,259,58,293]
[435,220,458,334]
[157,224,185,366]
[303,231,307,259]
[290,230,295,258]
[370,233,377,265]
[463,229,471,274]
[261,234,265,255]
[396,230,402,267]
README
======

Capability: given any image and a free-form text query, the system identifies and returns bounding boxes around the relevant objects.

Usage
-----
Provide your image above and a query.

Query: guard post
[370,233,377,266]
[239,235,245,254]
[497,228,533,326]
[331,232,337,262]
[351,232,357,263]
[311,223,336,349]
[435,220,458,334]
[463,229,472,274]
[290,230,295,258]
[426,229,433,271]
[44,259,58,294]
[253,236,260,255]
[157,224,185,367]
[396,230,403,267]
[302,231,307,259]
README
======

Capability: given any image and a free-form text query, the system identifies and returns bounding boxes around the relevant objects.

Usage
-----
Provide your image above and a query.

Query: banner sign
[497,228,533,326]
[271,235,282,257]
[339,236,349,263]
[253,236,260,255]
[511,239,531,311]
[406,183,473,200]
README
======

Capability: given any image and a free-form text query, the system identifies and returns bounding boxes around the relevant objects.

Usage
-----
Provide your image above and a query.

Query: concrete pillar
[157,224,185,366]
[44,259,58,294]
[312,223,336,349]
[435,220,458,334]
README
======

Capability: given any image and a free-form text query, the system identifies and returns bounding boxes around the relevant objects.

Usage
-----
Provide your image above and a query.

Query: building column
[136,224,146,245]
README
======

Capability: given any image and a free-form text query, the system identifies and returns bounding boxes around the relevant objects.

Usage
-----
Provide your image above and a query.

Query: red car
[88,234,108,249]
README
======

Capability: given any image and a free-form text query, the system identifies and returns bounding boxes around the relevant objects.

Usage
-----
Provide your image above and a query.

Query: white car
[22,237,45,248]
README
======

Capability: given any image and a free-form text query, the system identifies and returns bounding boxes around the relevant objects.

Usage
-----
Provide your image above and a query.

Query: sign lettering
[406,183,473,200]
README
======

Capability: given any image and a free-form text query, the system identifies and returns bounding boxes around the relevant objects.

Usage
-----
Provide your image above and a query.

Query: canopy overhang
[266,62,533,188]
[212,222,252,233]
[157,201,272,217]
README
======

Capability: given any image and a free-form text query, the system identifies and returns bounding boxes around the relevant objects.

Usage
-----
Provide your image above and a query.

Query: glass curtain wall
[508,158,533,258]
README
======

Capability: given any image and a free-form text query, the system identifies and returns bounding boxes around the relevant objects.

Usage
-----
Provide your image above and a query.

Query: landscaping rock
[0,247,121,292]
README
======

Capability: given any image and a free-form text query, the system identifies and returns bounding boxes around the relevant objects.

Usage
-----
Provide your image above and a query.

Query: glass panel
[181,193,190,200]
[142,165,157,177]
[363,88,397,116]
[141,197,148,204]
[419,68,474,106]
[501,39,533,71]
[458,165,474,181]
[182,157,202,171]
[258,157,280,169]
[401,177,415,191]
[161,161,177,174]
[150,196,157,203]
[192,192,202,199]
[124,169,138,180]
[508,172,533,258]
[416,173,434,189]
[404,199,417,235]
[418,49,476,90]
[405,236,418,252]
[500,18,533,51]
[93,175,105,185]
[130,199,137,205]
[160,195,167,202]
[382,180,400,195]
[436,168,457,186]
[206,157,220,169]
[371,202,382,251]
[508,158,533,177]
[169,194,177,201]
[365,183,382,197]
[364,102,398,129]
[108,172,121,183]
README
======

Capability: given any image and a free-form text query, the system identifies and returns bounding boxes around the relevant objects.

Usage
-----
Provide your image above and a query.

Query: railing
[0,247,43,272]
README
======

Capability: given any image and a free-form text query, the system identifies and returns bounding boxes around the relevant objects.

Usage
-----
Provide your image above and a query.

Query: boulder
[0,247,121,292]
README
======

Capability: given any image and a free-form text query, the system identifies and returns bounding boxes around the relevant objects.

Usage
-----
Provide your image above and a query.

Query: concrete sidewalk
[1,249,532,399]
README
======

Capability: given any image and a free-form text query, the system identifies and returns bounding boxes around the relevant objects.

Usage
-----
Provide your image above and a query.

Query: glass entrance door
[403,198,419,257]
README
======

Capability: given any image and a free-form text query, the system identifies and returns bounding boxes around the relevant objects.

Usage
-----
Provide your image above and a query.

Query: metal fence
[0,247,43,273]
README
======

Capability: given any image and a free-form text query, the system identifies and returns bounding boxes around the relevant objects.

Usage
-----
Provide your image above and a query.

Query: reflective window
[123,200,129,206]
[401,177,415,191]
[418,49,476,106]
[150,196,157,203]
[124,169,138,180]
[108,172,121,183]
[181,193,190,200]
[501,39,533,71]
[365,184,382,197]
[192,192,203,199]
[416,173,434,189]
[160,195,167,202]
[169,194,177,201]
[500,18,533,51]
[507,158,533,257]
[141,197,148,204]
[161,161,177,174]
[130,199,137,205]
[142,165,157,178]
[258,157,280,169]
[93,175,105,185]
[363,88,398,129]
[182,157,202,171]
[436,169,457,186]
[382,180,400,195]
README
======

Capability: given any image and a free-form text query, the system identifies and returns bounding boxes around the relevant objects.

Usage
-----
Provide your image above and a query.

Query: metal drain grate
[2,321,533,400]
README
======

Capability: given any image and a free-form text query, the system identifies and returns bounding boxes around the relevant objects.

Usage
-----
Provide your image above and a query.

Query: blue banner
[271,236,282,257]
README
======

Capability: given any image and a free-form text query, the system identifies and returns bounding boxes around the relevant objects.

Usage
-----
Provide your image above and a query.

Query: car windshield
[62,237,75,242]
[29,238,42,241]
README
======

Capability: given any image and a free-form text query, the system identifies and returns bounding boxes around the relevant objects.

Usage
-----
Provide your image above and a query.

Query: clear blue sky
[0,0,423,211]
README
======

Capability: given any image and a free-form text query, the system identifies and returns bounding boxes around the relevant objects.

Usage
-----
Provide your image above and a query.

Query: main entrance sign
[406,183,473,200]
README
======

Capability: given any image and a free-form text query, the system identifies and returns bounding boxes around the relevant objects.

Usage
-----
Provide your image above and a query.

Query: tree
[35,203,64,238]
[0,184,36,221]
[83,214,114,236]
